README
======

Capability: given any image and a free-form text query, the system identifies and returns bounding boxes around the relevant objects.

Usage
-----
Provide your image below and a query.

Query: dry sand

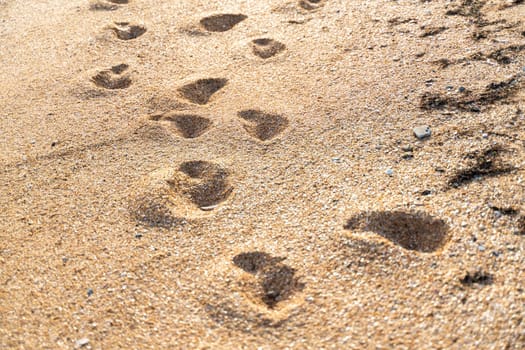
[1,0,525,348]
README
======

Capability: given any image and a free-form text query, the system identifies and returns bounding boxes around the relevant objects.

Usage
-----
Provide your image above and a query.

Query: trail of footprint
[238,110,289,141]
[110,22,147,40]
[91,64,132,89]
[149,113,212,139]
[344,211,450,253]
[232,252,304,309]
[251,38,286,59]
[177,78,228,105]
[132,161,233,227]
[200,14,247,32]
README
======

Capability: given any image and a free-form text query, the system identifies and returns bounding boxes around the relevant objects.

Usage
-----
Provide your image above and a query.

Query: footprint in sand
[110,22,147,40]
[177,78,228,105]
[199,14,247,32]
[149,113,212,139]
[91,64,132,89]
[344,210,450,253]
[238,110,289,141]
[232,252,304,309]
[251,38,286,59]
[89,0,128,11]
[132,161,233,227]
[299,0,324,11]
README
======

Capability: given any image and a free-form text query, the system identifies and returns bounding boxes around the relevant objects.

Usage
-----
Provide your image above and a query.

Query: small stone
[478,245,486,252]
[421,190,432,196]
[482,133,488,139]
[401,145,413,152]
[458,86,466,93]
[87,288,94,297]
[446,85,454,91]
[413,125,431,139]
[75,338,89,348]
[385,169,394,176]
[134,233,143,239]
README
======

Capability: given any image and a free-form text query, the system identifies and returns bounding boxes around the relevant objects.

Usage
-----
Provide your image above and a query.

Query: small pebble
[386,169,394,176]
[446,85,454,91]
[75,338,89,348]
[135,233,143,239]
[413,125,431,139]
[87,288,93,297]
[458,86,466,93]
[478,245,486,252]
[401,145,413,152]
[482,133,488,139]
[421,190,432,196]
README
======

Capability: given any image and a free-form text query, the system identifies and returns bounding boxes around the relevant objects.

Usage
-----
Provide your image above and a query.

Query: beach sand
[1,0,524,348]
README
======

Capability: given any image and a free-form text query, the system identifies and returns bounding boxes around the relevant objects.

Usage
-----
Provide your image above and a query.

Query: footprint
[299,0,324,10]
[89,0,128,11]
[149,113,212,139]
[132,161,233,227]
[199,14,247,32]
[232,252,304,309]
[238,110,289,141]
[91,64,132,89]
[251,38,286,59]
[110,22,146,40]
[177,161,232,208]
[177,78,228,105]
[344,211,450,253]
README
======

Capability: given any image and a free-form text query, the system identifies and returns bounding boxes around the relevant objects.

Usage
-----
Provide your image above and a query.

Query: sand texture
[1,0,525,349]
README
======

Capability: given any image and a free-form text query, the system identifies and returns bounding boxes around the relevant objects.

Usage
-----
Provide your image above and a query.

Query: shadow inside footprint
[251,38,286,59]
[151,114,212,139]
[111,22,146,40]
[91,64,131,89]
[178,78,228,105]
[200,14,247,32]
[344,211,450,253]
[233,252,286,273]
[299,0,323,10]
[176,161,233,208]
[89,0,128,10]
[232,251,304,309]
[238,110,289,141]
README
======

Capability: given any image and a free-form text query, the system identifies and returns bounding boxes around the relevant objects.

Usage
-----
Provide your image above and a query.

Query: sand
[1,0,524,348]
